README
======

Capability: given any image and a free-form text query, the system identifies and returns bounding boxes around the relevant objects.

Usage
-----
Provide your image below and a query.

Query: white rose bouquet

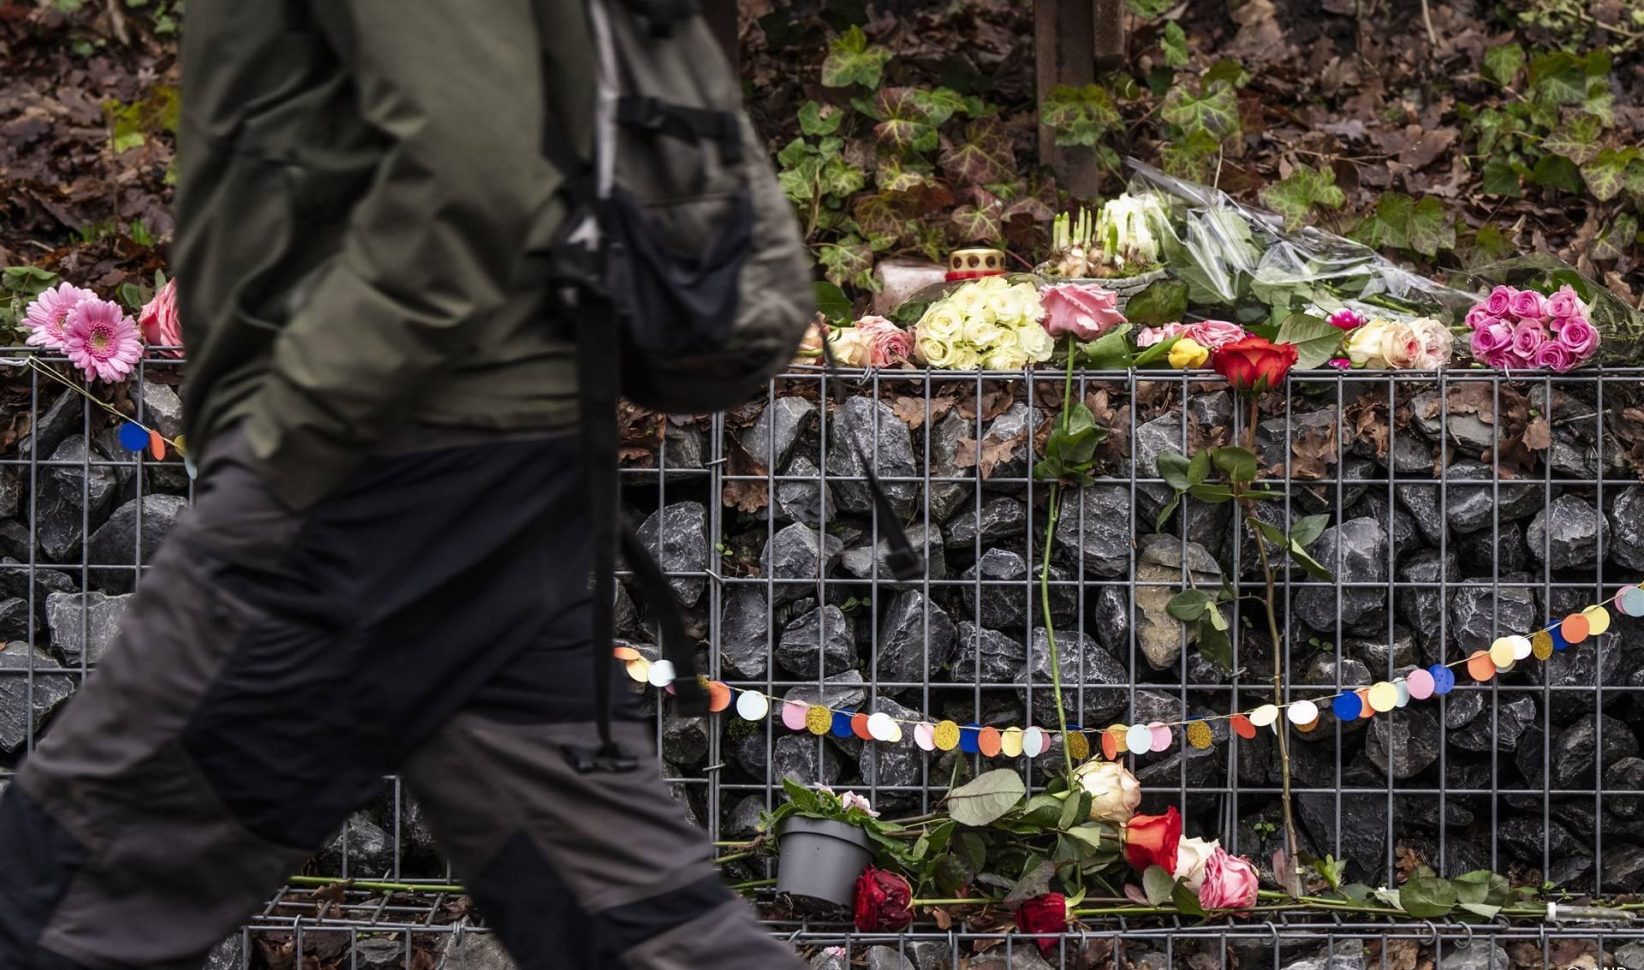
[1344,316,1454,370]
[913,276,1054,371]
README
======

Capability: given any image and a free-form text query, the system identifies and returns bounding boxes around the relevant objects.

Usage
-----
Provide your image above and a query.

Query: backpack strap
[818,338,925,582]
[616,96,742,166]
[622,0,699,36]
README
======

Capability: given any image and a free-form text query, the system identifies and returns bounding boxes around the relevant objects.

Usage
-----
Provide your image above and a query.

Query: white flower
[963,316,1006,349]
[1407,317,1454,370]
[840,791,879,817]
[1345,319,1389,367]
[1014,322,1056,362]
[1174,836,1221,891]
[919,303,965,343]
[827,327,871,367]
[984,343,1030,370]
[1096,193,1169,270]
[973,275,1010,292]
[1068,760,1142,823]
[950,283,991,319]
[948,344,983,371]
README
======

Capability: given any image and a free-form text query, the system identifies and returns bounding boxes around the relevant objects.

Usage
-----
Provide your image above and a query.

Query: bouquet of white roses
[913,276,1054,371]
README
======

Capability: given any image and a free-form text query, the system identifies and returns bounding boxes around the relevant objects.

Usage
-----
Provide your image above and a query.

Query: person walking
[0,1,806,967]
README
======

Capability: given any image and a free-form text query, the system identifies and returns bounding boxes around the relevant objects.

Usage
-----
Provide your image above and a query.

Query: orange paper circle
[1231,714,1257,740]
[1356,689,1375,719]
[707,681,732,712]
[1100,729,1119,760]
[612,645,641,662]
[1466,650,1496,682]
[978,727,1002,757]
[1295,716,1320,733]
[1561,612,1591,644]
[850,712,873,741]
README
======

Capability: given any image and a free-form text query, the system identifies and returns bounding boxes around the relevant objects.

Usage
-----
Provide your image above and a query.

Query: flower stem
[1042,347,1079,776]
[287,875,466,895]
[1242,395,1303,898]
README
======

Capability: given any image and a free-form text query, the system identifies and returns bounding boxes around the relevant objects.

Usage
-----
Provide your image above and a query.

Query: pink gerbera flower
[23,282,97,351]
[62,297,143,383]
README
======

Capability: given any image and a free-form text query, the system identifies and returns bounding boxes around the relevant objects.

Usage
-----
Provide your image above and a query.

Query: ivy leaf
[1582,147,1641,203]
[820,25,893,89]
[813,282,852,324]
[1527,50,1586,107]
[1541,113,1603,165]
[1142,866,1176,907]
[1259,165,1346,232]
[949,189,1005,243]
[1125,279,1189,327]
[1273,312,1342,369]
[1479,159,1523,197]
[1039,84,1122,148]
[819,240,874,290]
[939,119,1016,186]
[1398,874,1458,918]
[1404,196,1456,257]
[1160,21,1189,68]
[1161,82,1239,138]
[911,87,967,127]
[1482,44,1525,87]
[1594,213,1639,263]
[1080,323,1135,370]
[1528,153,1584,194]
[1210,446,1257,484]
[1353,194,1454,257]
[798,101,843,137]
[946,769,1027,827]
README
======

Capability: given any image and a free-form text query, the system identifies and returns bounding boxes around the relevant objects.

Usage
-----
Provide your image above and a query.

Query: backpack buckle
[884,546,925,582]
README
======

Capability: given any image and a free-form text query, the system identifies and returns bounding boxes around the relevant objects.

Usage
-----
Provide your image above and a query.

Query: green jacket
[174,0,594,509]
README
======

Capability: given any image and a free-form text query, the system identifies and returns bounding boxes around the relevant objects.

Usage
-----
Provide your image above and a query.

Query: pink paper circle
[1149,723,1172,752]
[914,722,936,751]
[1406,667,1435,700]
[781,702,809,731]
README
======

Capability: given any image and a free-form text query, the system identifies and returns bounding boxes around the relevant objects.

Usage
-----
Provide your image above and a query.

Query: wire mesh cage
[5,349,1644,968]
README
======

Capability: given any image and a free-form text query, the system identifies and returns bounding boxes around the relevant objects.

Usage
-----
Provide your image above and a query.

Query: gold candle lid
[947,248,1006,278]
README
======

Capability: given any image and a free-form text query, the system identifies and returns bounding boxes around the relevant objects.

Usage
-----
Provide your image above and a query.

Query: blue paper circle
[1619,587,1644,617]
[1429,664,1456,695]
[183,455,198,480]
[831,710,854,738]
[959,722,980,754]
[1551,627,1570,652]
[1332,692,1362,720]
[117,421,149,452]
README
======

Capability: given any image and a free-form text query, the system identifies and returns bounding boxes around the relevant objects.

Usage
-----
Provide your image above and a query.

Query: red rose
[1211,335,1298,392]
[1123,806,1183,874]
[1012,893,1068,954]
[853,866,914,932]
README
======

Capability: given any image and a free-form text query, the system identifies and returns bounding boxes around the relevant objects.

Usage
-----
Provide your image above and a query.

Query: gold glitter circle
[933,720,961,751]
[1531,629,1554,661]
[805,705,832,736]
[1186,721,1213,750]
[1065,731,1090,762]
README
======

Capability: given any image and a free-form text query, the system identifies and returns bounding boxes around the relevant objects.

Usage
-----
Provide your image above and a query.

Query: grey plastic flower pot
[775,816,874,908]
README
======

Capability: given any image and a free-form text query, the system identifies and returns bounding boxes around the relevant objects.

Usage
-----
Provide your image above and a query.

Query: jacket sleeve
[239,0,561,510]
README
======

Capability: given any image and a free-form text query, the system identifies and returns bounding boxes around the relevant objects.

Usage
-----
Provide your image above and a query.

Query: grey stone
[1443,462,1545,533]
[976,402,1043,486]
[202,936,244,970]
[45,590,130,666]
[613,581,640,640]
[959,548,1032,630]
[1015,627,1128,728]
[1280,941,1367,970]
[0,557,81,626]
[876,590,955,684]
[926,411,976,523]
[946,496,1027,549]
[0,521,30,562]
[634,502,708,607]
[1344,628,1417,675]
[783,670,868,711]
[1089,584,1132,658]
[1528,632,1620,725]
[1602,844,1644,892]
[827,396,919,518]
[725,794,766,837]
[1610,486,1644,571]
[1395,481,1445,545]
[1135,534,1220,671]
[777,605,857,678]
[808,948,849,970]
[0,469,17,520]
[771,733,844,787]
[1052,485,1133,577]
[1447,577,1538,654]
[138,381,185,439]
[1497,815,1591,886]
[323,811,394,876]
[1256,408,1339,470]
[965,946,1054,970]
[1365,706,1441,778]
[761,524,843,605]
[17,390,82,461]
[37,434,121,562]
[0,598,28,643]
[1607,758,1644,819]
[858,695,924,791]
[1549,432,1597,478]
[1294,518,1388,634]
[1526,494,1608,572]
[719,588,771,679]
[1373,431,1435,475]
[902,941,951,970]
[841,522,945,586]
[1187,390,1233,428]
[1455,519,1528,576]
[1451,694,1535,753]
[353,937,403,969]
[1348,491,1420,562]
[1436,944,1509,970]
[951,622,1027,684]
[661,423,704,476]
[1551,714,1638,789]
[740,396,816,471]
[1131,414,1185,521]
[863,946,915,970]
[1619,942,1644,970]
[1298,791,1389,883]
[86,494,189,593]
[436,926,516,970]
[776,456,834,527]
[661,715,710,767]
[0,642,75,753]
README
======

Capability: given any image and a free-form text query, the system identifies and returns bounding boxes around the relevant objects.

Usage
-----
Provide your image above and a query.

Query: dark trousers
[0,430,799,970]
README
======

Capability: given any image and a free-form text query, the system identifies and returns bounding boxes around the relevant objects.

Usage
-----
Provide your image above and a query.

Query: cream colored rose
[1014,322,1056,362]
[1380,320,1420,368]
[984,343,1030,370]
[1068,759,1141,823]
[948,344,983,371]
[827,327,872,367]
[917,333,959,368]
[950,283,991,319]
[919,303,965,343]
[1346,319,1391,368]
[974,275,1009,292]
[1174,836,1221,891]
[963,316,1006,349]
[1407,317,1454,370]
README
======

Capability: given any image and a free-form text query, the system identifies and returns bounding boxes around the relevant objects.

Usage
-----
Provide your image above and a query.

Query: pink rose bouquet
[828,315,914,368]
[1466,284,1597,373]
[1197,846,1259,910]
[1039,282,1126,341]
[1136,319,1247,352]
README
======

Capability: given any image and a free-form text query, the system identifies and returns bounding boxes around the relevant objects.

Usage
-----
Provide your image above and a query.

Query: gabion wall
[5,353,1644,904]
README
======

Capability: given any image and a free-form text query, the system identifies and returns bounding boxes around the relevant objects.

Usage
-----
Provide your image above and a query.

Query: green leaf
[1528,50,1586,107]
[1259,166,1346,232]
[1528,153,1584,194]
[1594,213,1639,263]
[1040,84,1122,148]
[1202,58,1250,89]
[1126,0,1176,16]
[1274,312,1343,370]
[1142,865,1176,906]
[1398,874,1458,918]
[1125,279,1189,327]
[939,119,1016,185]
[1480,159,1523,197]
[819,240,874,290]
[1197,620,1232,670]
[798,101,843,136]
[911,87,968,126]
[1155,493,1181,532]
[1173,881,1207,917]
[1291,513,1330,548]
[1063,823,1115,854]
[1156,451,1193,492]
[1287,542,1333,581]
[1457,902,1502,920]
[1132,335,1182,368]
[1187,449,1211,486]
[820,25,893,89]
[1541,113,1603,165]
[1081,324,1135,370]
[1160,21,1189,68]
[1167,589,1212,622]
[813,282,852,324]
[1210,446,1257,484]
[1482,44,1524,87]
[1342,883,1373,903]
[1006,860,1058,905]
[1205,601,1228,631]
[1057,790,1083,830]
[1404,196,1456,257]
[1162,82,1239,139]
[1582,147,1641,203]
[946,769,1027,827]
[1187,483,1235,503]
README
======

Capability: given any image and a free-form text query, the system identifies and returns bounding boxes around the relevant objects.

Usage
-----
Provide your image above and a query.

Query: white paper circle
[867,712,897,742]
[1507,634,1533,661]
[1125,723,1154,754]
[913,722,935,751]
[735,690,769,721]
[1287,700,1319,725]
[1249,704,1279,728]
[1021,727,1046,758]
[887,721,904,743]
[647,659,675,687]
[1394,680,1411,708]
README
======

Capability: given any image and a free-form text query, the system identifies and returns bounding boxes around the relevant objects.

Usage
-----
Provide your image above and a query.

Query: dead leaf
[721,442,769,513]
[1521,416,1551,452]
[890,393,955,430]
[953,426,1023,480]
